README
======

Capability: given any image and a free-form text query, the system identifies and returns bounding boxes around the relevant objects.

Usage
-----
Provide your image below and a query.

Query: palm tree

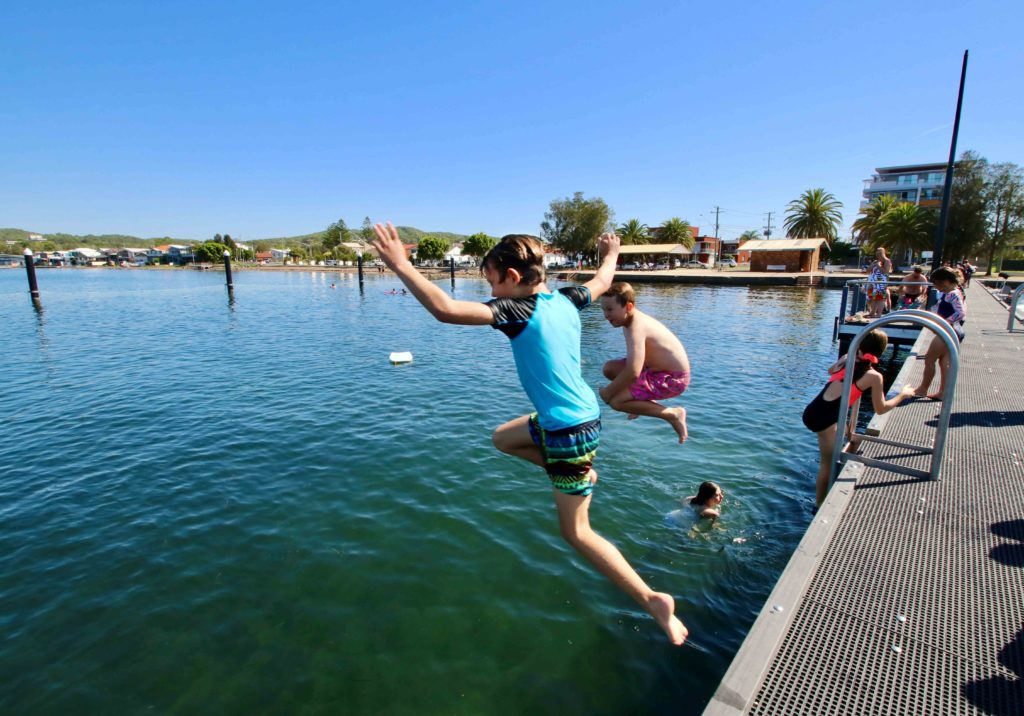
[852,194,899,246]
[784,188,844,240]
[871,203,936,262]
[617,218,650,245]
[657,218,695,248]
[737,229,761,243]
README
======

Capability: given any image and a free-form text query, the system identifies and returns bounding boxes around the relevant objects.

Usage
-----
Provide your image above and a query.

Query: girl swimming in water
[686,481,723,520]
[802,329,916,507]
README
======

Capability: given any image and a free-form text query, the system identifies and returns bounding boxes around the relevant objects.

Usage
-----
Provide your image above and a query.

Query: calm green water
[1,267,842,715]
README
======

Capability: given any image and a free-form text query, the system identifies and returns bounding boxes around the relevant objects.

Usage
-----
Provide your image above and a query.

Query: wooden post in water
[449,257,455,289]
[223,250,234,294]
[357,253,364,287]
[23,249,40,300]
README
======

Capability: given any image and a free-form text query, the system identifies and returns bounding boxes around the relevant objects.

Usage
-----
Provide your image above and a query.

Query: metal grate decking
[705,282,1024,716]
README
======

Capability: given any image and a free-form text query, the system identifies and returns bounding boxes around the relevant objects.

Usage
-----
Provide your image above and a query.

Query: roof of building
[738,239,829,252]
[875,162,948,173]
[617,243,692,255]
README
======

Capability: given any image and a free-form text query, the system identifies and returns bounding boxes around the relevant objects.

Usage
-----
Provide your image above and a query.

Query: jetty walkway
[705,281,1024,715]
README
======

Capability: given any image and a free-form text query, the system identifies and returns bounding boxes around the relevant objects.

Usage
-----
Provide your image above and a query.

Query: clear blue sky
[3,0,1021,242]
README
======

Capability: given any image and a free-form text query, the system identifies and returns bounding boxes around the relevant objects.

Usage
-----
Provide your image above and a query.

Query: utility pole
[714,206,721,262]
[764,211,775,240]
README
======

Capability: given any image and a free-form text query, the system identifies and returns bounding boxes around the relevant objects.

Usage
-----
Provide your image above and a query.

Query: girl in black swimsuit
[802,329,916,507]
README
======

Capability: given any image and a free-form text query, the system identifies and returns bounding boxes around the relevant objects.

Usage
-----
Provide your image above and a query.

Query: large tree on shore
[462,232,497,258]
[784,188,843,240]
[852,194,899,247]
[656,218,695,248]
[540,192,613,257]
[321,218,351,250]
[737,229,761,243]
[416,235,450,262]
[983,162,1024,274]
[617,218,649,245]
[870,203,936,261]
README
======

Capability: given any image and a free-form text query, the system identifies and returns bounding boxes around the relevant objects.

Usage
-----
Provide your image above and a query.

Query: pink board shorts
[629,369,691,401]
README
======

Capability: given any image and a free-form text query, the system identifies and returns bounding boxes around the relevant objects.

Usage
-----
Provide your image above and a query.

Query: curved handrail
[828,312,960,485]
[1008,284,1024,332]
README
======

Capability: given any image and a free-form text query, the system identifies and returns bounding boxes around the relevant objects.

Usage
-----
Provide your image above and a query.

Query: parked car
[655,262,670,270]
[719,258,737,268]
[622,262,639,270]
[684,260,706,268]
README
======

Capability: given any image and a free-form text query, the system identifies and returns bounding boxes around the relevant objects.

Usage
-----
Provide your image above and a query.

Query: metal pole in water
[357,253,364,287]
[449,257,455,288]
[223,250,234,293]
[23,249,40,300]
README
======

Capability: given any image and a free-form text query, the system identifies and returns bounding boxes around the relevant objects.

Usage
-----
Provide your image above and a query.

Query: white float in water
[389,351,413,364]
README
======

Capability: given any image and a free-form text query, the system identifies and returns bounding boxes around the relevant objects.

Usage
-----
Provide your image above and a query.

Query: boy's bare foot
[927,392,943,401]
[667,407,688,443]
[912,386,929,398]
[626,413,639,421]
[647,592,688,645]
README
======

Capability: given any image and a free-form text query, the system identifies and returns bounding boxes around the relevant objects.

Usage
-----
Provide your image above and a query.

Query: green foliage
[541,192,613,256]
[945,151,988,261]
[657,218,695,247]
[737,229,761,243]
[983,161,1024,271]
[462,232,497,257]
[825,240,857,264]
[393,226,467,245]
[784,188,843,240]
[871,203,936,258]
[617,218,649,245]
[194,241,230,263]
[416,235,450,262]
[321,218,351,250]
[852,194,899,246]
[360,217,375,244]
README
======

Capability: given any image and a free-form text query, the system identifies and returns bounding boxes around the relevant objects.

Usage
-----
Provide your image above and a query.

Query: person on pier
[802,329,916,507]
[912,266,966,400]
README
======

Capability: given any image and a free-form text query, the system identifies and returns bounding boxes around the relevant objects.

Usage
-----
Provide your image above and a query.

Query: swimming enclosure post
[23,249,40,300]
[449,257,455,288]
[828,311,961,487]
[1008,284,1024,332]
[223,250,234,294]
[357,254,364,287]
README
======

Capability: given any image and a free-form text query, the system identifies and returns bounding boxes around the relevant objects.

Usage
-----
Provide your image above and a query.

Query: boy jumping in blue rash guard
[371,222,688,646]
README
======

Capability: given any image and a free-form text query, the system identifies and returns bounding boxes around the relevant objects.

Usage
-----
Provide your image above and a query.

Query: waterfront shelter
[617,243,692,267]
[69,247,103,266]
[738,238,829,272]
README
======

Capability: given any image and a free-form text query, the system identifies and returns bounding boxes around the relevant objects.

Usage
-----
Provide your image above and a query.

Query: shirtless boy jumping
[599,282,692,443]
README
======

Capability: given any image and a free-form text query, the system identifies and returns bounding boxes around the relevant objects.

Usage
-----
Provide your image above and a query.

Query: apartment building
[861,162,948,210]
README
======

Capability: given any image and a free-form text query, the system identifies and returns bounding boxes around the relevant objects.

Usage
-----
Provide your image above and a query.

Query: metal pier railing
[828,311,960,483]
[1007,284,1024,332]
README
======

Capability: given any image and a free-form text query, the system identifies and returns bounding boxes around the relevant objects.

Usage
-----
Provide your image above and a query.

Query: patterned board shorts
[528,414,601,497]
[629,369,691,401]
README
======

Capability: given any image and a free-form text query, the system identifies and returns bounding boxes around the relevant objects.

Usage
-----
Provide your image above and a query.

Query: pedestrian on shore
[913,266,966,400]
[598,282,692,443]
[370,223,688,646]
[802,329,916,507]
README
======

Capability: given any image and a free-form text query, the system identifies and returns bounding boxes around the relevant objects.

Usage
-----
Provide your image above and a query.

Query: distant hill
[0,226,469,248]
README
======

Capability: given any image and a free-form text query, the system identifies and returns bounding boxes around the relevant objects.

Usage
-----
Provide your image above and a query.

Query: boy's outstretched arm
[371,222,493,325]
[582,233,621,300]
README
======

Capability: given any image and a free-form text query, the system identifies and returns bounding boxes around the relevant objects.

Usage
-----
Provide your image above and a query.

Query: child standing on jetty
[370,223,688,646]
[598,282,691,443]
[802,329,916,507]
[912,266,966,400]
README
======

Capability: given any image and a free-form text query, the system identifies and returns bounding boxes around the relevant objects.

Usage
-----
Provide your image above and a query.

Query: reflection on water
[0,269,843,716]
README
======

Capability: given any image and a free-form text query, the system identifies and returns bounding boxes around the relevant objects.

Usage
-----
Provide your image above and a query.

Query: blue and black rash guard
[486,286,600,431]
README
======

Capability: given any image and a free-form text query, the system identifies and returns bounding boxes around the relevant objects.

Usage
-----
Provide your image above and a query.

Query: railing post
[1008,285,1024,332]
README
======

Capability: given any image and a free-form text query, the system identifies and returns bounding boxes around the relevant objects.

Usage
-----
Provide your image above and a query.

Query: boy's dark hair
[603,282,636,306]
[690,481,720,506]
[929,266,960,286]
[481,235,546,286]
